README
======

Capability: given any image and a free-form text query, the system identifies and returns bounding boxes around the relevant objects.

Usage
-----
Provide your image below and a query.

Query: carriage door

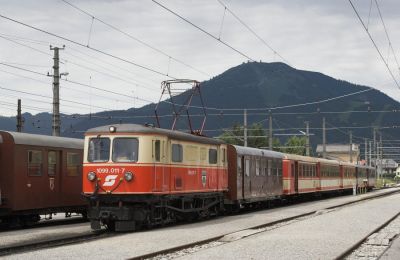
[47,150,61,205]
[152,139,165,192]
[243,157,251,199]
[294,161,299,193]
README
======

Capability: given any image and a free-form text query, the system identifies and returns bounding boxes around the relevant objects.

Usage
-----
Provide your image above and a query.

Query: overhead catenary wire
[216,0,290,65]
[61,0,210,77]
[348,0,400,90]
[374,0,400,75]
[151,0,256,62]
[0,13,179,79]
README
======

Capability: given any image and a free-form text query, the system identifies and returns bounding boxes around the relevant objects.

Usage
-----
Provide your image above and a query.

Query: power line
[374,0,400,75]
[61,0,211,78]
[151,0,255,62]
[216,0,290,65]
[0,13,177,78]
[348,0,400,90]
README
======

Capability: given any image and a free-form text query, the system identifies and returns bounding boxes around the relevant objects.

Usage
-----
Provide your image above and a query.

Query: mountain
[2,62,400,149]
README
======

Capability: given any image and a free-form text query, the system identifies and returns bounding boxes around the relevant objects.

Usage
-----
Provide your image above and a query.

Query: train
[0,131,86,227]
[82,124,376,231]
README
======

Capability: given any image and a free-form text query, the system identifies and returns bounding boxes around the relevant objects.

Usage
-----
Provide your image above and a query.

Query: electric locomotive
[83,124,228,231]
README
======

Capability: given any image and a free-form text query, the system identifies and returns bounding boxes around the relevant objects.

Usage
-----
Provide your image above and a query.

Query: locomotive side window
[154,140,160,162]
[48,151,57,176]
[28,150,42,176]
[112,138,138,162]
[88,138,110,162]
[67,153,81,176]
[209,149,217,164]
[172,144,183,162]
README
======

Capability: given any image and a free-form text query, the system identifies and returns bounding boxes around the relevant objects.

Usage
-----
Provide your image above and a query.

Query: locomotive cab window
[67,152,81,176]
[88,137,110,162]
[112,138,138,162]
[48,151,57,176]
[172,144,183,162]
[28,150,42,176]
[209,149,217,164]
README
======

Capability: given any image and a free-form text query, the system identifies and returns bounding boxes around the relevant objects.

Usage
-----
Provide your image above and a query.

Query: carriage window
[245,158,250,176]
[237,156,242,175]
[28,150,42,176]
[262,159,267,176]
[172,144,183,162]
[255,159,260,176]
[221,148,226,163]
[112,138,138,162]
[268,160,272,176]
[88,137,110,162]
[154,140,160,162]
[48,151,57,176]
[209,149,217,164]
[67,152,81,176]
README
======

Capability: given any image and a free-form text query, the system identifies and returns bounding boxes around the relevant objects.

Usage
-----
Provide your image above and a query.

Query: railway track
[342,210,400,259]
[1,187,398,258]
[0,229,110,257]
[131,188,400,260]
[0,215,87,232]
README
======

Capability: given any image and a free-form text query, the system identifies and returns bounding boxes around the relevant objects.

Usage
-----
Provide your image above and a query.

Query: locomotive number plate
[96,167,126,174]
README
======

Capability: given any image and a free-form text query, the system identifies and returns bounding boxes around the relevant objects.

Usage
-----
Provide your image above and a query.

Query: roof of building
[316,143,359,153]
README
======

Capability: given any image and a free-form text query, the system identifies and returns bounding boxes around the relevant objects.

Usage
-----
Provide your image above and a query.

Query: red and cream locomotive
[83,124,376,231]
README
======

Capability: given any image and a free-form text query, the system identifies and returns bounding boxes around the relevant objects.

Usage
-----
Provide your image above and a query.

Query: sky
[0,0,400,117]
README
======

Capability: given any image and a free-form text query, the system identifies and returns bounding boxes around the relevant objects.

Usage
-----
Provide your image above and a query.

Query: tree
[282,136,307,155]
[219,123,280,149]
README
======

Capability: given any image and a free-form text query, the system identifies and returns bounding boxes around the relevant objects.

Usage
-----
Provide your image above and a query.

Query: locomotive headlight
[124,172,134,182]
[87,171,96,181]
[109,126,116,133]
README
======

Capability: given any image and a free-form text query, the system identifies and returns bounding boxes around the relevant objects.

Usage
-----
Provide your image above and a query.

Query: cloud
[0,0,399,117]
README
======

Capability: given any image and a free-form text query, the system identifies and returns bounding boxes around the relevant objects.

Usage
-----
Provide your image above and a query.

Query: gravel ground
[346,214,400,259]
[3,188,399,260]
[165,192,400,260]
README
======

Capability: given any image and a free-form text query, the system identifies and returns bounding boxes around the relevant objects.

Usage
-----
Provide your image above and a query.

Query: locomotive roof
[233,145,285,159]
[0,131,83,149]
[86,124,224,145]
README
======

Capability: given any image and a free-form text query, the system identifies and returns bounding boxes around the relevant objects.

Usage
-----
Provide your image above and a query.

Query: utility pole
[349,131,353,163]
[50,45,65,137]
[305,121,310,156]
[243,109,247,147]
[16,99,22,132]
[373,127,376,165]
[322,117,326,158]
[369,141,372,167]
[364,138,367,165]
[269,111,273,150]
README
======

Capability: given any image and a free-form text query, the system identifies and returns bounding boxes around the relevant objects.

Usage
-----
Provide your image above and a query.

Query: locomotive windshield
[112,138,138,162]
[88,137,110,162]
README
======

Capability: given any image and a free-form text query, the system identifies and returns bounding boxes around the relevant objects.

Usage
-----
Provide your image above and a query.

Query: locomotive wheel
[106,221,116,231]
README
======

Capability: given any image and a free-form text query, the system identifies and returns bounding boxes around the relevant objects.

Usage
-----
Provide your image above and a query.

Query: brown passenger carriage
[0,131,85,226]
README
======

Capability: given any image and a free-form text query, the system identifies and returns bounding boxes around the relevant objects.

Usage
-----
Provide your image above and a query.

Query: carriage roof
[0,131,83,149]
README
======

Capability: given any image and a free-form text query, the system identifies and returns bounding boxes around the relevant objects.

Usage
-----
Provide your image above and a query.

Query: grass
[376,178,397,189]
